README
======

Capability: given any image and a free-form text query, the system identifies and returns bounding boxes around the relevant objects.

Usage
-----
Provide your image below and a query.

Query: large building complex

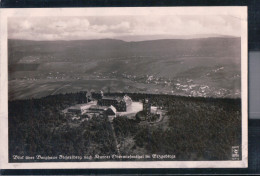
[93,91,132,112]
[64,91,160,122]
[66,92,133,119]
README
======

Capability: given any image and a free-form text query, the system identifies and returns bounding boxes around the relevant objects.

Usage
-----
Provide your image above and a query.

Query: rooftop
[107,105,117,113]
[89,105,107,110]
[101,96,123,101]
[67,101,97,110]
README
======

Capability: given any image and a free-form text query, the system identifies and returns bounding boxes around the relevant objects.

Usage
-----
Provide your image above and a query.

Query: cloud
[20,20,32,30]
[108,21,131,33]
[91,21,131,33]
[8,15,241,41]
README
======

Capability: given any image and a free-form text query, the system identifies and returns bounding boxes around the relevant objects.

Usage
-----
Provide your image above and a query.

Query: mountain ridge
[8,36,241,99]
[8,36,240,43]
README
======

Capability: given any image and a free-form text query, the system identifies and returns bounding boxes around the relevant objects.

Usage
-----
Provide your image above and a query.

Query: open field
[8,38,241,100]
[9,79,168,100]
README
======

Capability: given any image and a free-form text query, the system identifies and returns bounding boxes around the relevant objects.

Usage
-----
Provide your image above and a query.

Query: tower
[143,98,151,121]
[100,90,104,98]
[86,90,92,102]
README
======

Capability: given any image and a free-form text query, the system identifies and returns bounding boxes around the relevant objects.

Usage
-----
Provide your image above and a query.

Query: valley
[8,38,241,100]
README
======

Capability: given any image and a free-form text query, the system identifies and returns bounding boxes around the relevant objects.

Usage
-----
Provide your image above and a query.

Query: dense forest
[9,92,241,162]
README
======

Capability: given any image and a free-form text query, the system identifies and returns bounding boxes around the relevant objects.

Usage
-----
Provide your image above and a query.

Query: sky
[8,15,241,41]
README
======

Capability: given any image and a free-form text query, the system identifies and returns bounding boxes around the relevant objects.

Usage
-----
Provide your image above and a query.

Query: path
[109,121,121,156]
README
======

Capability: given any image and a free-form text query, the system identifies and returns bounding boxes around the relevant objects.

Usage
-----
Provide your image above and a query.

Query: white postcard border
[0,7,248,169]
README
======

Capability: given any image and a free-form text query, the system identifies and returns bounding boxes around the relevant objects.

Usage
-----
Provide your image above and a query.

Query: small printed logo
[232,146,239,160]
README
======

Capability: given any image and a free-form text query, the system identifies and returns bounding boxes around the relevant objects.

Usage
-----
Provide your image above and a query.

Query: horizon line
[8,36,240,42]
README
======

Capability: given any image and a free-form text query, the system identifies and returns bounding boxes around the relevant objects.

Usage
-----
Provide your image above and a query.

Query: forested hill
[9,92,241,162]
[8,37,240,64]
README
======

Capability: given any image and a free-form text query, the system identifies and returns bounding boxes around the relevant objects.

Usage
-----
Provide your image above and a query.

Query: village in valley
[62,90,164,124]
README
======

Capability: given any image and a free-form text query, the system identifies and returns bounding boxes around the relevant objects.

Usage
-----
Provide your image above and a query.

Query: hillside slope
[8,38,241,99]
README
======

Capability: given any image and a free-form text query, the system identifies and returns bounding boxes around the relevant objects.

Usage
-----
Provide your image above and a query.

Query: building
[80,105,107,118]
[91,91,104,100]
[106,105,117,115]
[143,98,151,116]
[106,105,117,121]
[123,95,132,106]
[98,96,119,106]
[98,96,127,112]
[67,104,90,115]
[86,91,92,102]
[90,92,132,112]
[88,105,107,113]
